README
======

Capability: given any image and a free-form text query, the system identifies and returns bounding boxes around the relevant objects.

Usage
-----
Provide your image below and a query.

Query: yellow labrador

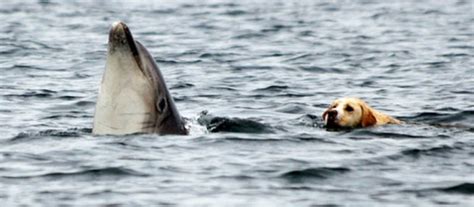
[322,97,401,128]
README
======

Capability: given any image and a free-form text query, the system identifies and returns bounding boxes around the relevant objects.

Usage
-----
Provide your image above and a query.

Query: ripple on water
[400,145,461,158]
[280,167,351,182]
[2,167,148,180]
[5,89,57,99]
[254,85,289,92]
[437,183,474,195]
[298,66,346,73]
[9,128,90,142]
[406,110,474,129]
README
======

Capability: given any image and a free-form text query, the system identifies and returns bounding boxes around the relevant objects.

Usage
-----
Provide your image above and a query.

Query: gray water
[1,0,473,206]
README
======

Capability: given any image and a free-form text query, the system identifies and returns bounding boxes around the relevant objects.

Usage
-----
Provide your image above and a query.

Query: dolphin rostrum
[93,21,188,135]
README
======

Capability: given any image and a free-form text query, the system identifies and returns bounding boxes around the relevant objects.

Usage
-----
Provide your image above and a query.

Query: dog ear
[360,103,377,127]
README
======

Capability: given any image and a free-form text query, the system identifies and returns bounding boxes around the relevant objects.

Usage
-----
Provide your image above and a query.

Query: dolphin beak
[109,21,139,56]
[108,21,141,67]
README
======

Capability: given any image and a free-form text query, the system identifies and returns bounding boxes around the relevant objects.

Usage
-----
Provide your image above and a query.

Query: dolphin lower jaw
[94,53,157,135]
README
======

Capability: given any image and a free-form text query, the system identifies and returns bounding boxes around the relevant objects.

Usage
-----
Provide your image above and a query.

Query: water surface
[0,0,473,206]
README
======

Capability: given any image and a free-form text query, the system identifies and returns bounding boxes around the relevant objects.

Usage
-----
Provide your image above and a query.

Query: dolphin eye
[157,98,167,113]
[345,105,354,112]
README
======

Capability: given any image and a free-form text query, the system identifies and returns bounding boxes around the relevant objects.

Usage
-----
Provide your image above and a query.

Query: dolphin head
[93,21,187,135]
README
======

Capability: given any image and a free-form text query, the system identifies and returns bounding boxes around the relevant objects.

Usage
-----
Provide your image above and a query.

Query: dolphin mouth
[108,21,142,68]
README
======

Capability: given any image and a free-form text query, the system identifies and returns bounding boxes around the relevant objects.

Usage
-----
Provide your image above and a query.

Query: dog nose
[328,110,337,118]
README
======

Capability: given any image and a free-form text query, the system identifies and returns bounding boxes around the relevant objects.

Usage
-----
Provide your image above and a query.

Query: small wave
[6,64,64,71]
[422,61,449,68]
[211,175,255,180]
[299,66,345,73]
[294,134,339,144]
[57,95,80,100]
[276,104,306,114]
[281,167,350,181]
[4,89,82,101]
[72,72,91,79]
[0,151,49,161]
[254,85,289,92]
[231,65,272,70]
[75,100,95,107]
[282,53,311,62]
[451,90,474,95]
[348,129,433,139]
[437,183,474,195]
[422,9,446,15]
[192,22,217,30]
[440,53,469,58]
[197,111,273,133]
[5,89,57,99]
[151,8,176,14]
[279,186,316,191]
[222,10,247,16]
[406,112,448,122]
[232,32,266,39]
[41,114,79,120]
[154,58,201,65]
[10,128,90,142]
[210,86,237,91]
[208,2,239,8]
[448,45,474,49]
[220,137,284,142]
[246,93,314,99]
[261,24,291,33]
[3,167,147,179]
[400,145,461,158]
[199,52,236,58]
[170,82,194,89]
[383,141,471,162]
[405,111,474,130]
[0,47,19,55]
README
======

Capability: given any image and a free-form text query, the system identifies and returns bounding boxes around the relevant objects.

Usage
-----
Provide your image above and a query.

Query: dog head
[322,97,376,128]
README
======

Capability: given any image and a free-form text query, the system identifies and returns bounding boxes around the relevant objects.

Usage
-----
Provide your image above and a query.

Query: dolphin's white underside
[93,49,156,135]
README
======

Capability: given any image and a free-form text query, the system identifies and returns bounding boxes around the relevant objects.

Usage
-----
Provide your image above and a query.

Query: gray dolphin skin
[93,21,188,135]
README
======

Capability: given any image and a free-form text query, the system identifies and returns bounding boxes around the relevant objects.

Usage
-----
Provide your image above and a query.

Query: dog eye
[345,105,354,112]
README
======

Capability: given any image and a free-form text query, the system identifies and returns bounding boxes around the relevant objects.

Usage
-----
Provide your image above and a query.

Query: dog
[322,97,401,129]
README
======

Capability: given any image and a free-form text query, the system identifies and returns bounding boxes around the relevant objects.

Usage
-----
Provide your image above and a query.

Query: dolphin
[93,21,188,135]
